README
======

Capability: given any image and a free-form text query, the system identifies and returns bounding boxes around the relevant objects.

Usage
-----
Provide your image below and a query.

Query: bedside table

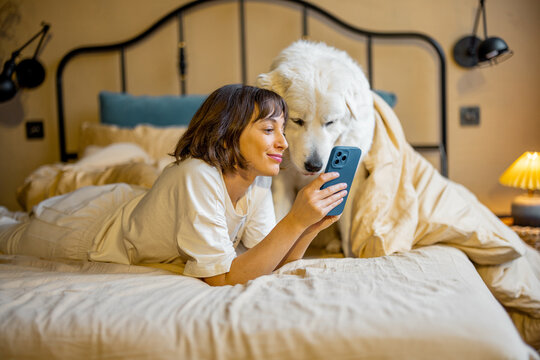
[500,216,540,251]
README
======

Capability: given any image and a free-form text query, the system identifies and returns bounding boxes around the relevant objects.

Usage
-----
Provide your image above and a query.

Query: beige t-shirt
[89,158,276,277]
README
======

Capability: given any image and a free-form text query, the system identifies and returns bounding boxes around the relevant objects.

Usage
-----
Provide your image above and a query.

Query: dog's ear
[256,70,291,96]
[345,89,359,122]
[345,87,373,123]
[256,72,274,90]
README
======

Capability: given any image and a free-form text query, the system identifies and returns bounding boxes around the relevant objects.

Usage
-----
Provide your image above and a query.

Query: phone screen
[320,146,362,216]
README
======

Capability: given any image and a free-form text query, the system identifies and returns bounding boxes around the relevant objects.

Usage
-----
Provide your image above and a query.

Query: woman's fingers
[303,177,348,211]
[290,172,349,228]
[307,214,342,233]
[305,172,347,199]
[321,191,346,212]
[310,172,340,189]
[319,182,348,198]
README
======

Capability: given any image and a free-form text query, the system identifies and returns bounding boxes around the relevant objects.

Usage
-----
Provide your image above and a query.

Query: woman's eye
[264,128,274,134]
[291,118,305,126]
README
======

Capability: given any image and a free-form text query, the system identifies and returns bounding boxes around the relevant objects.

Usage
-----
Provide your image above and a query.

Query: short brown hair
[172,84,288,173]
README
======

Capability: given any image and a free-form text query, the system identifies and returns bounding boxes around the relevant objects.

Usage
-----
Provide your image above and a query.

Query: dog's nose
[304,156,323,173]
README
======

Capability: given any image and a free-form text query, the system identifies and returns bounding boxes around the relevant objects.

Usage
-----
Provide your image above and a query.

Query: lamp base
[511,194,540,227]
[453,36,482,68]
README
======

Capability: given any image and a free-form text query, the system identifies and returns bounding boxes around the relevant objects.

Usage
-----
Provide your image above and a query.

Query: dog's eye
[325,121,335,127]
[291,118,305,126]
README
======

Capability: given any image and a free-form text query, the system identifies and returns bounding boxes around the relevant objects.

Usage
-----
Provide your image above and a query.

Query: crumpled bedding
[348,92,540,349]
[16,143,167,211]
[0,245,537,359]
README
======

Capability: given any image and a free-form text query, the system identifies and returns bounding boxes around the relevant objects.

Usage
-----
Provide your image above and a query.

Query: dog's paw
[325,239,342,254]
[311,223,342,254]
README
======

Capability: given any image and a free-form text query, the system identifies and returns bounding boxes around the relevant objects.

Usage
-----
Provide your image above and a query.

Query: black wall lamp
[0,22,50,102]
[453,0,513,68]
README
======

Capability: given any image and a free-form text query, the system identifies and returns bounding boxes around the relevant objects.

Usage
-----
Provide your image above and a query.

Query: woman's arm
[203,172,346,286]
[275,215,339,269]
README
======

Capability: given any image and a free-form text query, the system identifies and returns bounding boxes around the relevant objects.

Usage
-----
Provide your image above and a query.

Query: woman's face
[238,112,287,178]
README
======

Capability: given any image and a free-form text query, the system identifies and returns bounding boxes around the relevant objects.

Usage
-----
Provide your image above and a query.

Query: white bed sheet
[0,245,537,360]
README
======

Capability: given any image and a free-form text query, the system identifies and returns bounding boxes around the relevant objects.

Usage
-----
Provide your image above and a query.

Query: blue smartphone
[320,146,362,216]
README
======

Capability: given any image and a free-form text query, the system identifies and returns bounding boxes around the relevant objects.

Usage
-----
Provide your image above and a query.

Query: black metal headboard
[56,0,447,176]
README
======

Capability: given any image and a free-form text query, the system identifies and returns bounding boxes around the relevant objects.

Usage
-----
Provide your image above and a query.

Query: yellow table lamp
[499,151,540,227]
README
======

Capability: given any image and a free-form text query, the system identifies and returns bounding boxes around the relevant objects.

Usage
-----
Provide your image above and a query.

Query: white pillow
[75,143,152,170]
[79,122,187,160]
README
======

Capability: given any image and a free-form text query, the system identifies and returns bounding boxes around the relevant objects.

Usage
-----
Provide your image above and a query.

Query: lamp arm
[1,53,17,77]
[471,2,481,38]
[32,23,50,58]
[481,0,488,38]
[11,22,50,59]
[468,0,484,52]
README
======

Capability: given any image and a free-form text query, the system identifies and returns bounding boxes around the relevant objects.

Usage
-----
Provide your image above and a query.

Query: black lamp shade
[15,58,46,88]
[0,59,17,102]
[0,23,50,102]
[0,58,46,102]
[453,36,482,68]
[478,36,512,62]
[0,73,17,102]
[453,0,513,68]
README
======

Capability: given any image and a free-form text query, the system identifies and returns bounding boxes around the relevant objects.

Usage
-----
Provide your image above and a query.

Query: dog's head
[257,40,374,175]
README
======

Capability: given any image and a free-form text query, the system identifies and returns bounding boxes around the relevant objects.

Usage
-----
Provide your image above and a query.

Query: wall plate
[26,120,44,139]
[460,106,480,126]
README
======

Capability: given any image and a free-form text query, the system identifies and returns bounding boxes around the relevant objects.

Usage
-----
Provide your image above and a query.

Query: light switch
[26,120,44,139]
[460,106,480,126]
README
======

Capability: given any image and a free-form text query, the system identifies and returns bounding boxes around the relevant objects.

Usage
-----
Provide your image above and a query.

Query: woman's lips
[268,154,283,163]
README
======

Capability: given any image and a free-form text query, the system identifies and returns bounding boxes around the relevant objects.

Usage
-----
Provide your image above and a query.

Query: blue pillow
[99,91,207,128]
[373,89,397,108]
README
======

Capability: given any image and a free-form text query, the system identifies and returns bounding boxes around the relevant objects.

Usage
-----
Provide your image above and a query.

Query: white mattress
[0,245,536,359]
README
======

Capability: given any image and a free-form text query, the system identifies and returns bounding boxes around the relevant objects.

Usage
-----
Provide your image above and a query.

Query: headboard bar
[120,47,127,93]
[177,13,187,95]
[239,0,247,85]
[56,0,447,177]
[366,35,373,86]
[302,6,308,38]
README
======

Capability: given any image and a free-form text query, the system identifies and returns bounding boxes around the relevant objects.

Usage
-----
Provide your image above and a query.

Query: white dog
[256,40,375,253]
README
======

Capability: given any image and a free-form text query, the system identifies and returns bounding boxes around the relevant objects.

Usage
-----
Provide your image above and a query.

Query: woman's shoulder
[160,158,222,184]
[164,157,218,174]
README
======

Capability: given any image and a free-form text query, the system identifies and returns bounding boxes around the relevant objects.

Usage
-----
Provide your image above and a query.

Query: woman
[0,84,347,286]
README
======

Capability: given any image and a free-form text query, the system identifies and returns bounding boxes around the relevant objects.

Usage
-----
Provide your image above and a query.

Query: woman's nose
[277,131,288,150]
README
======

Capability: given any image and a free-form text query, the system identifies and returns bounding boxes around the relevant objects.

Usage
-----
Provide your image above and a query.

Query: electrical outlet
[460,106,480,126]
[26,120,44,139]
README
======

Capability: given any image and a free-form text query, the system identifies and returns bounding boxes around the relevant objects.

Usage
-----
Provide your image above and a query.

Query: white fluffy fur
[257,41,375,251]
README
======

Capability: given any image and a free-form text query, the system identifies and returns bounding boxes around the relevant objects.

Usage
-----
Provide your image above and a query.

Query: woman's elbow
[202,273,242,286]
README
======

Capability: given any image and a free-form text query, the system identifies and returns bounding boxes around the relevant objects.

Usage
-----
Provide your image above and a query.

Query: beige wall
[1,0,539,215]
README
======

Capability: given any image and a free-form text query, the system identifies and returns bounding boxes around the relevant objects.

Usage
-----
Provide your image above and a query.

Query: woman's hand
[305,214,341,236]
[286,172,347,231]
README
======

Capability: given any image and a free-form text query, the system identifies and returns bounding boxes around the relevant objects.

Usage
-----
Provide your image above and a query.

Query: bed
[1,0,539,358]
[0,246,536,359]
